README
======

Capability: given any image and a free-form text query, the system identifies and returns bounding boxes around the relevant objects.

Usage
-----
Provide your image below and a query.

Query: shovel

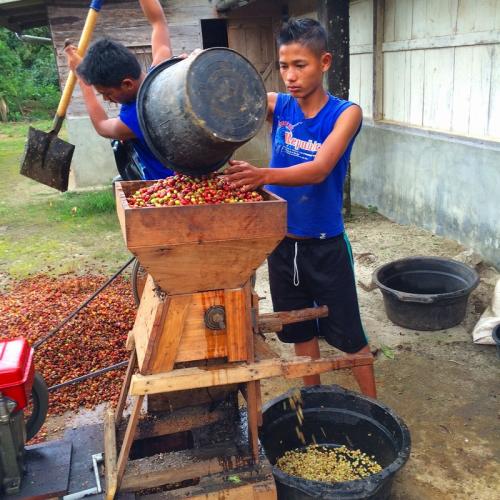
[20,0,104,192]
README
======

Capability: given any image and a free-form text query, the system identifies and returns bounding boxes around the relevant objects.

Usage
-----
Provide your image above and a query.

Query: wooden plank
[120,444,254,492]
[116,395,145,492]
[175,290,228,362]
[488,44,500,137]
[384,0,396,42]
[253,334,279,361]
[451,45,473,134]
[359,53,374,118]
[457,0,497,34]
[134,238,283,296]
[409,49,425,126]
[350,43,374,54]
[373,0,384,121]
[403,50,412,123]
[257,305,329,334]
[394,0,412,41]
[144,462,276,499]
[349,54,361,105]
[412,0,428,39]
[116,183,287,248]
[104,408,118,500]
[425,0,458,37]
[382,30,500,52]
[350,0,373,47]
[151,294,191,372]
[422,47,454,130]
[147,385,239,412]
[117,404,231,442]
[246,381,260,462]
[116,350,137,425]
[224,286,251,362]
[383,51,406,122]
[130,275,168,373]
[159,474,277,499]
[468,44,493,137]
[129,354,374,396]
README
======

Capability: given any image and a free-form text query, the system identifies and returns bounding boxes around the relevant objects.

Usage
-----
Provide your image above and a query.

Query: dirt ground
[38,207,500,499]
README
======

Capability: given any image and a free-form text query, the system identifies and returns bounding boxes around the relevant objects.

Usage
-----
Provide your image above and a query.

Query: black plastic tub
[260,385,411,499]
[373,256,479,331]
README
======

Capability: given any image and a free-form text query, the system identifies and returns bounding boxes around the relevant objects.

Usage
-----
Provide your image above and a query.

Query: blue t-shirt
[119,101,174,180]
[266,93,360,238]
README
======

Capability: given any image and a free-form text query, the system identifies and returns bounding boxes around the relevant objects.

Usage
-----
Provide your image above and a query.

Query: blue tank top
[119,101,174,180]
[266,93,360,238]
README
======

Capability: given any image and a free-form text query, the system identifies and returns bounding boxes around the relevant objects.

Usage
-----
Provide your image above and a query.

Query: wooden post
[115,395,145,492]
[104,407,118,500]
[115,350,137,425]
[317,0,351,217]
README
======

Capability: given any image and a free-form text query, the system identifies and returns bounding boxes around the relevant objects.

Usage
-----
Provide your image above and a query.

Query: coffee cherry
[127,174,264,208]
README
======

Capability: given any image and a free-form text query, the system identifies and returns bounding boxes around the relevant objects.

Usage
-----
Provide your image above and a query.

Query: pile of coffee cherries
[127,174,264,207]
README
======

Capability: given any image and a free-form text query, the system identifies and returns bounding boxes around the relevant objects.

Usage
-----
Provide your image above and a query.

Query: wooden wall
[48,0,216,117]
[349,0,374,117]
[349,0,500,141]
[382,0,500,139]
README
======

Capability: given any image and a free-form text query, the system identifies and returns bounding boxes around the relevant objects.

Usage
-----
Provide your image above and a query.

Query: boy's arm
[224,105,362,189]
[64,45,135,140]
[79,82,136,139]
[267,92,278,122]
[139,0,172,66]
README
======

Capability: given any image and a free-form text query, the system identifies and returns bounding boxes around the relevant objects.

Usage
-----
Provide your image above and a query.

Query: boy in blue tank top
[224,18,376,398]
[64,0,174,180]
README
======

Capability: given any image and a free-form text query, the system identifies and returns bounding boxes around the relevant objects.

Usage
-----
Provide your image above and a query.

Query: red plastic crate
[0,338,34,411]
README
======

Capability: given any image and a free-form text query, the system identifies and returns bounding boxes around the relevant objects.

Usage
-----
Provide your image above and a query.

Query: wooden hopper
[115,180,286,371]
[115,180,286,295]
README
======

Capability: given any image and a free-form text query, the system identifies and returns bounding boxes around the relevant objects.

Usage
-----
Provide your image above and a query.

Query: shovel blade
[20,127,74,192]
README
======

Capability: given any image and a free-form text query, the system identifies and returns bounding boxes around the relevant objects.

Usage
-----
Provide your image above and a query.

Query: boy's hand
[223,160,268,191]
[64,44,82,73]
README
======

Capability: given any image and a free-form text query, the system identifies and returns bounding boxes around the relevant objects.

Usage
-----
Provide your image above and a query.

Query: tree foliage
[0,27,60,120]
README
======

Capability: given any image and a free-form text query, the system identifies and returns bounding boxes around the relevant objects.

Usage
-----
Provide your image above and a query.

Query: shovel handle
[54,0,104,125]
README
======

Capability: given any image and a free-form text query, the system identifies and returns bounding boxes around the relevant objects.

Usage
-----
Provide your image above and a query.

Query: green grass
[0,120,129,282]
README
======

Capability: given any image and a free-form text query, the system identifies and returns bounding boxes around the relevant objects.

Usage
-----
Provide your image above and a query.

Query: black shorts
[268,234,368,353]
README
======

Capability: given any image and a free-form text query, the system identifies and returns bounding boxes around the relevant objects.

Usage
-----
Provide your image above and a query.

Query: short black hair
[277,18,327,55]
[77,38,141,87]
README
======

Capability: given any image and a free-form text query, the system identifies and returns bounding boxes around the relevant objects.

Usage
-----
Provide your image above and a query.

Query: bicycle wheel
[131,258,148,307]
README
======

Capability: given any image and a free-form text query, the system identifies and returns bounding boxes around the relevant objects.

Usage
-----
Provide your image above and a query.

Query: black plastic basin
[373,256,479,331]
[260,385,411,499]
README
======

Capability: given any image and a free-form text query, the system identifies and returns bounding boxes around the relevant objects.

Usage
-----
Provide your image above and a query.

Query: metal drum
[137,48,267,176]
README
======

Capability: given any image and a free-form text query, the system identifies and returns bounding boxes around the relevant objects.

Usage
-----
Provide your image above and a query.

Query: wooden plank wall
[381,0,500,140]
[48,0,216,117]
[349,0,374,118]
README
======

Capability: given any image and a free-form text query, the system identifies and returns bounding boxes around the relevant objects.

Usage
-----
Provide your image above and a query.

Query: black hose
[48,360,129,392]
[33,257,135,350]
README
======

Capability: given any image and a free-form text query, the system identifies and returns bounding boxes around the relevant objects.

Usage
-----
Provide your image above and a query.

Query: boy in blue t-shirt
[64,0,174,180]
[224,18,376,398]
